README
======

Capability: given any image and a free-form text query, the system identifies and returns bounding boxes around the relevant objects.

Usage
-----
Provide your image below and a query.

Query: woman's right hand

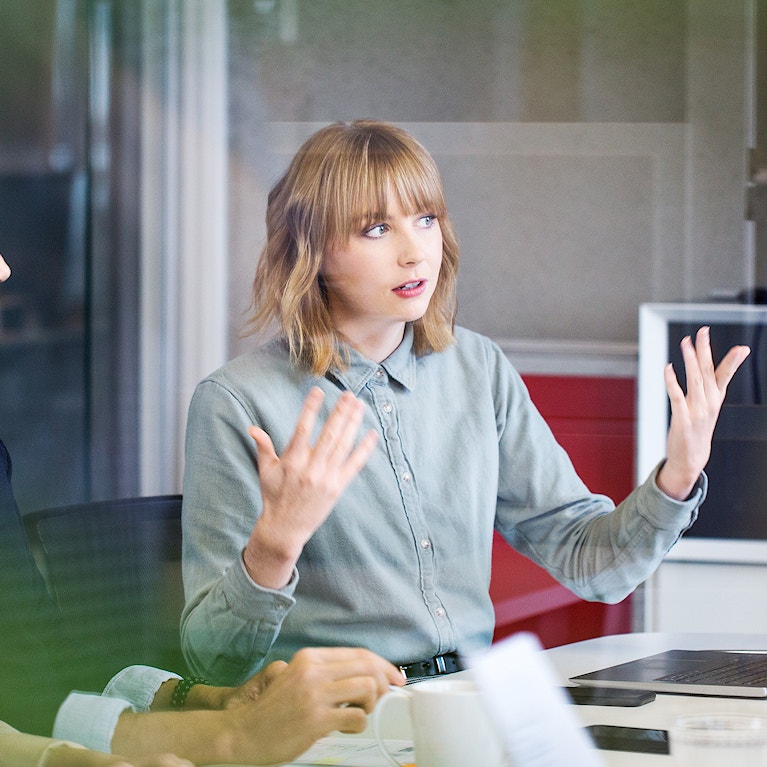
[243,387,377,589]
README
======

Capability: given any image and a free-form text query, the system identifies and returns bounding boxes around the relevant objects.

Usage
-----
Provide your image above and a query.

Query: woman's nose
[397,232,425,266]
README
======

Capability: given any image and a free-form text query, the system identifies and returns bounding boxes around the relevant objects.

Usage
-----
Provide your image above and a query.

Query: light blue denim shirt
[181,325,704,685]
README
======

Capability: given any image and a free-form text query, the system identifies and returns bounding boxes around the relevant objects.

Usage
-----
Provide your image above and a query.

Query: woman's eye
[417,214,437,228]
[364,223,387,238]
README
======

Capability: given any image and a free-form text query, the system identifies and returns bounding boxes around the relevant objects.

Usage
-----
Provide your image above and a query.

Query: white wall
[224,0,755,371]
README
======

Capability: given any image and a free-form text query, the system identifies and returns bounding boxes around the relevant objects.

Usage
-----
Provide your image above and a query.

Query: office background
[0,0,764,519]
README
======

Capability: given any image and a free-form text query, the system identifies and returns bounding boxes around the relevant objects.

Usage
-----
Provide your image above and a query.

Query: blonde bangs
[322,125,448,246]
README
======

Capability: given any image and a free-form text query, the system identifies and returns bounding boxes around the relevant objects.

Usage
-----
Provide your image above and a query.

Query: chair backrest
[23,494,187,691]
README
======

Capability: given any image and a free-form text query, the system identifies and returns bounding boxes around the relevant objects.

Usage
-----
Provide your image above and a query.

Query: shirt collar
[330,325,417,394]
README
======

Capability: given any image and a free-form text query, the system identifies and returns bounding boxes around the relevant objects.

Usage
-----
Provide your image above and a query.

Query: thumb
[248,426,278,467]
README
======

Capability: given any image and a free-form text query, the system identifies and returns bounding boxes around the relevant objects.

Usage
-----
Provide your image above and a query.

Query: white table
[219,633,767,766]
[544,632,767,765]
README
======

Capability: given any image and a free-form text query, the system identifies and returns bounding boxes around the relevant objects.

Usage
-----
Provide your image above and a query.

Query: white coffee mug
[372,678,507,767]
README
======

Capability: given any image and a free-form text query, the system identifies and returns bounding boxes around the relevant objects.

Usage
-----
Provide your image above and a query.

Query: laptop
[569,649,767,698]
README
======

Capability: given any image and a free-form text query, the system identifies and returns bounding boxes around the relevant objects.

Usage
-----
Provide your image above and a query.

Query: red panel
[521,375,636,419]
[490,375,636,648]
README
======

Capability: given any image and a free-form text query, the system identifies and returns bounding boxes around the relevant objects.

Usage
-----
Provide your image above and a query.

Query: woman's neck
[337,322,406,363]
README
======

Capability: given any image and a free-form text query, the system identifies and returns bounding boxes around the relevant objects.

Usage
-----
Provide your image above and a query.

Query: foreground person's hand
[112,647,403,766]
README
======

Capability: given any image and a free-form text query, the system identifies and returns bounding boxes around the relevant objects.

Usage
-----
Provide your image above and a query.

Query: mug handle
[372,687,412,767]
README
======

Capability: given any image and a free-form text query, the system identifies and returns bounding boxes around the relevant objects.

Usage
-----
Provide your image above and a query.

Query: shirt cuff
[53,692,132,754]
[645,462,707,530]
[651,461,707,503]
[103,665,181,712]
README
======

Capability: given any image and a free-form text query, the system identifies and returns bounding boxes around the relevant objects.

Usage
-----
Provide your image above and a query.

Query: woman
[180,120,750,685]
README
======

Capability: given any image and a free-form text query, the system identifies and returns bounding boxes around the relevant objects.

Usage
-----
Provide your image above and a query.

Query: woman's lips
[392,279,427,298]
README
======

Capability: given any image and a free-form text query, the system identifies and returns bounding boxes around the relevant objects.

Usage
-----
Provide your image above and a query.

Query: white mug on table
[372,678,507,767]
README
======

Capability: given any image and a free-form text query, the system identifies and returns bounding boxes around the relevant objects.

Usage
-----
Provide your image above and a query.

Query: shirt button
[382,402,393,414]
[375,368,384,378]
[421,538,431,549]
[402,472,412,483]
[435,608,445,618]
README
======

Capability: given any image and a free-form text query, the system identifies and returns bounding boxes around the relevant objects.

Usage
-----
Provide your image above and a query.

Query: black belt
[398,652,464,682]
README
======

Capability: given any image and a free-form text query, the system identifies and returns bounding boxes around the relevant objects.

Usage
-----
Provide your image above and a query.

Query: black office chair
[23,494,188,691]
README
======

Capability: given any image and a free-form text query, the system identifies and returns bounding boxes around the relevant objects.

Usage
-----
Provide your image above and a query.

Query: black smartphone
[563,686,656,707]
[585,724,670,755]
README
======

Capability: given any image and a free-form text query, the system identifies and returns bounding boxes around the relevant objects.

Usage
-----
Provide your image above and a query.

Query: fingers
[679,333,705,399]
[332,705,370,734]
[314,391,365,459]
[289,647,403,710]
[248,426,278,465]
[343,428,379,478]
[714,343,751,391]
[285,386,326,453]
[330,654,404,699]
[337,677,395,712]
[293,646,403,682]
[661,327,751,500]
[677,327,750,401]
[251,388,376,481]
[663,361,685,407]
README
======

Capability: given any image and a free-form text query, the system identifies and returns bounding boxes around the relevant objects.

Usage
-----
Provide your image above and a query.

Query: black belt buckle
[399,652,462,682]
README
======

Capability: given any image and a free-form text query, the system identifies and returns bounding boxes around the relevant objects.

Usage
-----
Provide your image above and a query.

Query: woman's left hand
[657,325,750,500]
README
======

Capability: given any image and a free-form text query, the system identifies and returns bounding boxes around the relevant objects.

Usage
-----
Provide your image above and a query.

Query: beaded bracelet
[171,676,209,710]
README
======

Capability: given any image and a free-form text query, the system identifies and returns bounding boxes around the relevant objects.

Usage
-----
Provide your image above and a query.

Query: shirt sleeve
[52,692,132,754]
[491,341,705,604]
[102,665,181,712]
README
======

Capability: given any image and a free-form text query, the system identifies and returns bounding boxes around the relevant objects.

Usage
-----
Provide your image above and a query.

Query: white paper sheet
[467,632,605,767]
[291,737,415,766]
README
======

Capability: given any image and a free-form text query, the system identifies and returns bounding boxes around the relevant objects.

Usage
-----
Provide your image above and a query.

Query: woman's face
[0,254,10,283]
[321,193,443,359]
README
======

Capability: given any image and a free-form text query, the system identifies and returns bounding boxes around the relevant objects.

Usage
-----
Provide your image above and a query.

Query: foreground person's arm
[41,747,192,767]
[0,720,191,767]
[110,648,403,766]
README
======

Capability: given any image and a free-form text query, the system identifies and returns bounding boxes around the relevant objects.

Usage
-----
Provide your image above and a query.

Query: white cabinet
[645,559,767,634]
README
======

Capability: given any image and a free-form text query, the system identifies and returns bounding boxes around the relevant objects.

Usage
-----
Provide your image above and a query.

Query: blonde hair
[247,120,459,375]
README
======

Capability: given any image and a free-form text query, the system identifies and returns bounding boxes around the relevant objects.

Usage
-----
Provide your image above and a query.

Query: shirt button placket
[370,374,444,636]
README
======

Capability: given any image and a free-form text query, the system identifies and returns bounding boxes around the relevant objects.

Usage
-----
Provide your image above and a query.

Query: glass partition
[0,0,141,510]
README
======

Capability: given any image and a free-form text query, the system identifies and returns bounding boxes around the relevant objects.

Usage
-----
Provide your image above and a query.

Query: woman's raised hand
[657,326,750,500]
[243,387,377,588]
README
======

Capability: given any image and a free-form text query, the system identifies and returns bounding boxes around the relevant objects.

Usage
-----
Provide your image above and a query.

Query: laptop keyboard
[659,656,767,687]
